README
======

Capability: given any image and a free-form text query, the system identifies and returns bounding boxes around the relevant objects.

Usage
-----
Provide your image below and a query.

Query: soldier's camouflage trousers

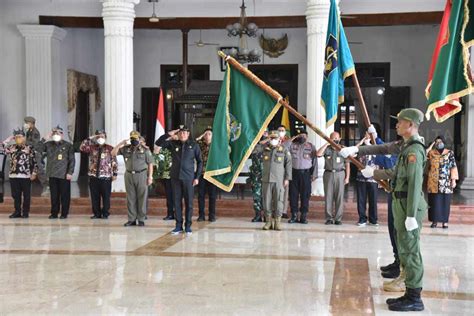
[250,180,262,215]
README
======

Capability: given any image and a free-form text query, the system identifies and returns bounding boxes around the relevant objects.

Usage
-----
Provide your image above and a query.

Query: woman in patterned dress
[426,136,458,229]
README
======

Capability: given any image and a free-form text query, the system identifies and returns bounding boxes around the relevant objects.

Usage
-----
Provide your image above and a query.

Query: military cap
[24,116,36,124]
[397,108,424,126]
[178,125,190,132]
[269,130,279,138]
[52,125,64,133]
[204,126,212,132]
[13,128,25,136]
[130,130,140,139]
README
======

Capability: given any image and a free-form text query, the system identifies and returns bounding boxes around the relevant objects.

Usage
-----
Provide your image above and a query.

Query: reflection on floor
[0,216,472,315]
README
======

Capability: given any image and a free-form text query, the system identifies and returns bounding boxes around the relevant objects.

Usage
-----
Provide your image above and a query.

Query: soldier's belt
[324,169,344,173]
[393,191,408,199]
[293,168,311,173]
[126,169,147,174]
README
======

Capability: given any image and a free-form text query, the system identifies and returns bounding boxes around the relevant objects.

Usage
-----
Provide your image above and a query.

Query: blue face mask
[436,142,445,150]
[131,139,139,146]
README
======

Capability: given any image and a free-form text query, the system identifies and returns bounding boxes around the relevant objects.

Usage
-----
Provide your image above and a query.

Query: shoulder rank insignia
[407,153,417,163]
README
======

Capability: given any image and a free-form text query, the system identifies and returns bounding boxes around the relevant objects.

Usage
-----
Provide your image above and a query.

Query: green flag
[204,63,281,192]
[425,0,473,122]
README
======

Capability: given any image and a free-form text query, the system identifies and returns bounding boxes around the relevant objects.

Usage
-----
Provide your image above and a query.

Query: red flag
[154,87,165,141]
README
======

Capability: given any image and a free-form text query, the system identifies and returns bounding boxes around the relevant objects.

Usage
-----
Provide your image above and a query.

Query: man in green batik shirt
[340,108,427,312]
[153,141,175,221]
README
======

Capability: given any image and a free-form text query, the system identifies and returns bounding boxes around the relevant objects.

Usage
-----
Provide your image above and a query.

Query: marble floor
[0,216,472,315]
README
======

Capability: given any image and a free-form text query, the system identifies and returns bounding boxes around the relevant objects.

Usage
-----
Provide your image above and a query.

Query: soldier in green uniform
[248,131,267,222]
[340,108,427,312]
[153,143,174,220]
[24,116,49,196]
[112,131,154,227]
[260,131,292,231]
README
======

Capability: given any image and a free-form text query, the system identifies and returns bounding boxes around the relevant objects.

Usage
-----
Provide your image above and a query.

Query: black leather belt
[293,168,311,173]
[393,191,408,199]
[127,169,147,174]
[324,169,344,173]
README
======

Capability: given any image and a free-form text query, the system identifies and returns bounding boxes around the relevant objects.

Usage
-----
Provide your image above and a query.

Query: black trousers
[171,179,194,229]
[289,169,311,217]
[387,194,398,259]
[89,177,112,217]
[198,175,217,220]
[162,179,175,217]
[49,177,71,216]
[356,181,378,223]
[10,178,31,215]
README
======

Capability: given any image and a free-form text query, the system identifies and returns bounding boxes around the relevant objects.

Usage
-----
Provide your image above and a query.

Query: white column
[461,52,474,189]
[102,0,139,192]
[17,25,66,136]
[306,0,332,196]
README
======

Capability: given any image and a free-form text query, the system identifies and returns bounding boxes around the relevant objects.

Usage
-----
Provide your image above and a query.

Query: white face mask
[23,123,30,131]
[270,139,279,147]
[96,138,106,145]
[278,131,286,138]
[52,134,62,142]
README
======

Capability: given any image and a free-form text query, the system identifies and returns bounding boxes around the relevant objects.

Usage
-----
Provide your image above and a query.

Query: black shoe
[90,215,101,219]
[49,215,58,219]
[22,214,29,218]
[163,215,174,221]
[124,221,136,226]
[209,218,216,222]
[299,217,308,224]
[102,215,109,219]
[382,267,401,279]
[388,288,424,312]
[288,216,297,224]
[251,215,263,222]
[281,214,289,219]
[197,217,205,222]
[442,223,448,229]
[334,220,342,225]
[145,215,148,220]
[381,260,399,272]
[386,293,408,305]
[138,221,145,226]
[60,215,68,219]
[325,219,334,225]
[9,212,22,219]
[430,222,437,228]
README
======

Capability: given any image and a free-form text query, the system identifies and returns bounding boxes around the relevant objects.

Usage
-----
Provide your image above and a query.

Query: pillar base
[460,177,474,190]
[112,157,126,192]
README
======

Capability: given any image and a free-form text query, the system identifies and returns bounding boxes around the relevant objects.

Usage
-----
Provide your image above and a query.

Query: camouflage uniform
[153,148,174,219]
[248,144,263,219]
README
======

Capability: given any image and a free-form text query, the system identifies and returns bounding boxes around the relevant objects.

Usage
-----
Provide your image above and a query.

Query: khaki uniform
[323,147,346,221]
[118,144,153,222]
[261,145,292,217]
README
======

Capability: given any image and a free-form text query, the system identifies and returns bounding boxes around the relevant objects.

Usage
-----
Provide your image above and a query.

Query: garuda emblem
[259,34,288,58]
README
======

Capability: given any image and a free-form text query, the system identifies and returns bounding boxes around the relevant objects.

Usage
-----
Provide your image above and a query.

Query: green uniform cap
[397,108,424,126]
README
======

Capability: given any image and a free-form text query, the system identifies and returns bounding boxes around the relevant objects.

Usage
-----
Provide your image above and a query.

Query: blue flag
[321,0,355,127]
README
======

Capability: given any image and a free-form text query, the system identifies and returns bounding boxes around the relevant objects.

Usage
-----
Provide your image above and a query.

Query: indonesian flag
[425,0,473,122]
[154,87,165,142]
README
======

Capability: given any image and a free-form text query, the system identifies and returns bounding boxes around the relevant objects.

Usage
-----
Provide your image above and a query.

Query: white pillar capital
[102,0,139,192]
[17,24,67,137]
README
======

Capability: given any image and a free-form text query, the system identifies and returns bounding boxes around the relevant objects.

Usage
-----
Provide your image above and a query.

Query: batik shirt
[356,153,379,183]
[80,139,118,179]
[1,143,38,178]
[426,149,458,194]
[197,140,211,171]
[153,148,172,180]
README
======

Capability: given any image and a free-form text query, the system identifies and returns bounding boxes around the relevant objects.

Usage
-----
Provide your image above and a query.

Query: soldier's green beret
[397,108,424,126]
[24,116,36,123]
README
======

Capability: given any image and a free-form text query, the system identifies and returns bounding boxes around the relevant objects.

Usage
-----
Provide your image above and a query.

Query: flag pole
[218,51,391,192]
[351,72,377,144]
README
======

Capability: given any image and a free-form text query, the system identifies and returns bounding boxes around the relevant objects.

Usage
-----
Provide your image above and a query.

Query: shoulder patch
[407,153,417,163]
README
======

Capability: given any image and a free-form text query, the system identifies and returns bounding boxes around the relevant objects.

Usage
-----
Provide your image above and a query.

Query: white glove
[405,217,418,231]
[361,166,375,178]
[339,146,358,158]
[367,124,376,134]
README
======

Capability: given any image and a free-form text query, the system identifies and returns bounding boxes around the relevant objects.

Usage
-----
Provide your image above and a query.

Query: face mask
[131,139,139,146]
[52,134,62,142]
[278,131,286,138]
[333,139,340,144]
[436,143,445,151]
[270,139,279,147]
[96,138,106,145]
[23,123,30,131]
[15,138,24,145]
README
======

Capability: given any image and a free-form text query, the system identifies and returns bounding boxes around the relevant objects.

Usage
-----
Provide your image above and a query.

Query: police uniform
[322,146,347,223]
[24,116,48,191]
[153,147,174,220]
[155,126,203,233]
[357,109,427,312]
[36,126,75,219]
[260,132,292,230]
[288,132,318,224]
[118,131,153,224]
[248,142,264,222]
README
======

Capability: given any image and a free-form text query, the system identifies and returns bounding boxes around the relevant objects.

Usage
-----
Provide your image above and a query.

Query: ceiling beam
[39,12,443,29]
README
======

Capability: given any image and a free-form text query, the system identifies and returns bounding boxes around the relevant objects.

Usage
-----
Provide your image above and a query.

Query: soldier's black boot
[299,213,308,224]
[388,288,424,312]
[381,258,399,272]
[288,213,297,223]
[381,264,400,279]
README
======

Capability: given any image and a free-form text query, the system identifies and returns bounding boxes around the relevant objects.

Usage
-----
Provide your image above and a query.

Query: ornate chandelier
[225,0,261,64]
